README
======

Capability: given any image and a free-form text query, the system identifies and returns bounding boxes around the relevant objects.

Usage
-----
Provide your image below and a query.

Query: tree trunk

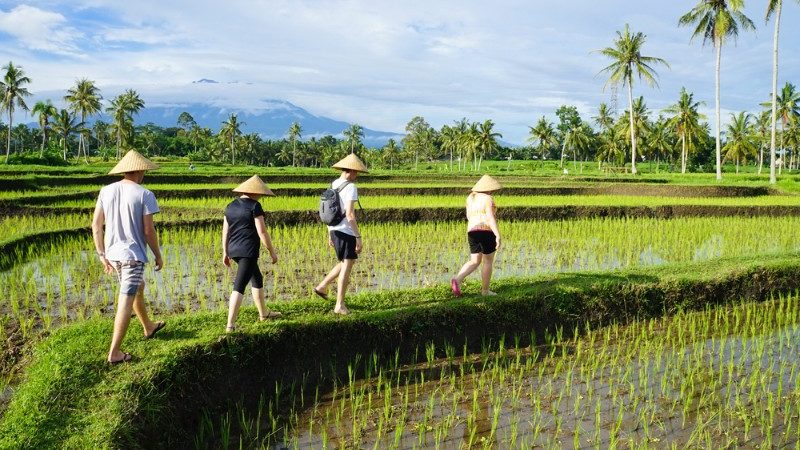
[758,143,764,175]
[681,133,687,174]
[627,82,637,175]
[714,39,723,181]
[770,2,782,184]
[560,140,567,168]
[5,109,11,163]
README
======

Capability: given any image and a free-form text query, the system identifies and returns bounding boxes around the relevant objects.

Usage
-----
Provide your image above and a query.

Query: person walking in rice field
[92,150,166,364]
[451,174,503,297]
[222,175,282,332]
[314,153,368,315]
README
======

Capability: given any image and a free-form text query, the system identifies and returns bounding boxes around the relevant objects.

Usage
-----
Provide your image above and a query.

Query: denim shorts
[113,261,145,295]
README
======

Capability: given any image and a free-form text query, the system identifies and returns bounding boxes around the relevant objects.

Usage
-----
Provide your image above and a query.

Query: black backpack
[319,181,356,225]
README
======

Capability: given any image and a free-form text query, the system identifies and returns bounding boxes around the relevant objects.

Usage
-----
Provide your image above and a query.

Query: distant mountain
[110,98,404,147]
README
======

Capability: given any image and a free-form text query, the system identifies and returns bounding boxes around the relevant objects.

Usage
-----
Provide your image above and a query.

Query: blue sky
[1,0,799,144]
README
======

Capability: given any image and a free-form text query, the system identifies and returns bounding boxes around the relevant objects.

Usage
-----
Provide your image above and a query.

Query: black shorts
[468,230,497,255]
[331,230,358,261]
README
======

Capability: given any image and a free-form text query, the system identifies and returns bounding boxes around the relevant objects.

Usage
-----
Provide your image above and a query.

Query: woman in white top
[451,175,502,297]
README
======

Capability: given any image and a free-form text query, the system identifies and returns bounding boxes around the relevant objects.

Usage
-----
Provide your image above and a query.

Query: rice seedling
[193,292,800,448]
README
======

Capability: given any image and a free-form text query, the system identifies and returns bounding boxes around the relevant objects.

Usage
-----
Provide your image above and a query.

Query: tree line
[1,1,799,176]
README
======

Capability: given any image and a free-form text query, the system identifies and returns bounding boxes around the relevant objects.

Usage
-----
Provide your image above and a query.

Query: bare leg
[251,287,267,319]
[480,252,496,296]
[334,259,355,315]
[455,253,483,284]
[316,262,342,295]
[108,294,135,362]
[226,291,244,331]
[131,282,157,336]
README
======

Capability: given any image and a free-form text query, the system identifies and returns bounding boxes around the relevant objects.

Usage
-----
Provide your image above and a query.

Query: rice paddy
[195,293,800,449]
[2,170,800,448]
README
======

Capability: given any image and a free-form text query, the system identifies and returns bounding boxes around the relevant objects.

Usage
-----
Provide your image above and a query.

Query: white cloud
[0,4,83,56]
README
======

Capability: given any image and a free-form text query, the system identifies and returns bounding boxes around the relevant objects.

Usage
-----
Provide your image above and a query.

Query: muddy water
[264,323,800,449]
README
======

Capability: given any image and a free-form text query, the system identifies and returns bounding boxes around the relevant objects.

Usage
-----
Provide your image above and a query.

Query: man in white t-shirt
[92,150,166,364]
[314,153,368,315]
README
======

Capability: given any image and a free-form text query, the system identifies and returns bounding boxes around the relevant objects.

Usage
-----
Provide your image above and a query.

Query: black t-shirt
[224,197,265,258]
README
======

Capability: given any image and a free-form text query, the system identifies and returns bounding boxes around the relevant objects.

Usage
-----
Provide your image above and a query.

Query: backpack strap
[334,181,350,193]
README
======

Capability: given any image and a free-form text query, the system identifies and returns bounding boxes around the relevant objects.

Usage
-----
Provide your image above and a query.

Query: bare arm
[91,204,114,273]
[255,216,278,263]
[345,200,362,253]
[143,214,163,271]
[485,198,501,250]
[221,217,230,267]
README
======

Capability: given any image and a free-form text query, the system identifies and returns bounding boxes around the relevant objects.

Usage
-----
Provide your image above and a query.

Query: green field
[1,166,800,448]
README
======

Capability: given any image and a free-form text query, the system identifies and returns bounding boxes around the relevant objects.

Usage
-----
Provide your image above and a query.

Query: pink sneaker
[451,279,461,297]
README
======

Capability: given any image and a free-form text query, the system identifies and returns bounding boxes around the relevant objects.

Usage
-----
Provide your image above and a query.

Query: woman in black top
[222,175,281,332]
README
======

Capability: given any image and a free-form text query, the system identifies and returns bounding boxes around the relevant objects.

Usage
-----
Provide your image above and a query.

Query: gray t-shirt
[97,181,160,262]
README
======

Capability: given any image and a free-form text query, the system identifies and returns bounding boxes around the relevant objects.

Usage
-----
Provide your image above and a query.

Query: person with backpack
[222,175,282,332]
[314,153,368,315]
[451,175,502,297]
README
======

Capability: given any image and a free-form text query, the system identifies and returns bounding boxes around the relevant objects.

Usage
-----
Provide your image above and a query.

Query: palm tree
[664,88,706,173]
[619,96,652,165]
[475,120,502,171]
[722,112,757,173]
[440,125,459,171]
[527,117,558,163]
[765,0,800,182]
[753,110,771,174]
[459,122,481,171]
[92,120,110,151]
[107,89,145,157]
[287,121,302,167]
[52,109,83,161]
[593,103,616,133]
[597,127,626,167]
[597,24,668,175]
[382,138,400,170]
[785,118,800,170]
[680,0,755,180]
[343,124,364,154]
[64,78,102,162]
[32,100,57,156]
[564,124,592,169]
[761,82,800,174]
[1,62,32,163]
[219,113,243,165]
[647,117,675,170]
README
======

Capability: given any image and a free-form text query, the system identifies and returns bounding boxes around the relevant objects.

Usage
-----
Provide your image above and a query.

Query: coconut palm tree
[761,82,800,174]
[680,0,755,180]
[564,124,592,169]
[52,109,83,161]
[647,117,675,170]
[476,120,502,171]
[287,121,302,167]
[64,78,102,162]
[753,110,771,174]
[32,100,57,156]
[664,88,707,173]
[459,122,481,171]
[219,113,243,165]
[382,138,400,170]
[618,96,653,166]
[107,89,145,157]
[593,103,616,133]
[343,124,364,154]
[765,0,800,182]
[783,118,800,170]
[527,117,558,163]
[597,24,668,175]
[596,127,626,167]
[722,112,757,173]
[440,125,459,171]
[1,62,32,163]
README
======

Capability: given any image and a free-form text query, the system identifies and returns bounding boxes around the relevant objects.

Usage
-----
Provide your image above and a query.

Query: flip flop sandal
[451,279,462,297]
[145,321,166,339]
[109,352,132,365]
[313,288,329,300]
[259,311,283,321]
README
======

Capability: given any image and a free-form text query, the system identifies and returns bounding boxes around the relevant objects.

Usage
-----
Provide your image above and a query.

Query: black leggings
[232,257,263,294]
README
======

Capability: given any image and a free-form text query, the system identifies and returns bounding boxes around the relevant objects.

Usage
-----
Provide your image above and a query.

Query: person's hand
[270,251,278,264]
[495,236,502,251]
[222,254,231,268]
[328,237,334,248]
[101,256,114,274]
[355,237,363,254]
[154,255,164,271]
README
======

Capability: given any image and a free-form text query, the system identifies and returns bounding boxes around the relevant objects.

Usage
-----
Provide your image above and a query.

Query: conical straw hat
[233,175,276,197]
[471,174,502,193]
[108,150,159,174]
[332,153,369,173]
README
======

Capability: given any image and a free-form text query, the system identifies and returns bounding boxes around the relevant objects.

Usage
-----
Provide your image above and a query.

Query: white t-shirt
[97,181,160,262]
[327,177,358,236]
